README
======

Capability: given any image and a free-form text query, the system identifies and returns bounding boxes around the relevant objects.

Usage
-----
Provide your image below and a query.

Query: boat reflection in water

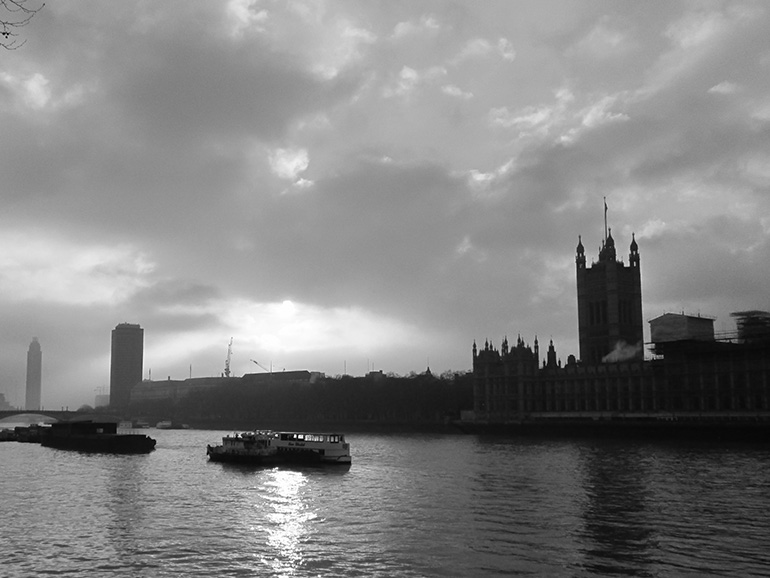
[207,430,351,466]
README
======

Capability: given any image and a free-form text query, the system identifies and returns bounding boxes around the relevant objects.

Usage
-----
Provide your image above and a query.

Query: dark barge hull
[40,421,156,453]
[41,434,156,453]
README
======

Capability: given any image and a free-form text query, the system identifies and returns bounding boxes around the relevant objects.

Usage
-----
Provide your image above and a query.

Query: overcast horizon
[2,1,769,409]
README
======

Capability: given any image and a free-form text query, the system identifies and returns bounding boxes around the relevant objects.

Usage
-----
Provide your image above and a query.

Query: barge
[40,420,156,453]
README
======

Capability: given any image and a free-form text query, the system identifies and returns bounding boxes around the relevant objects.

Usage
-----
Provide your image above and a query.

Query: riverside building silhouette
[25,337,42,411]
[471,217,770,428]
[110,323,143,408]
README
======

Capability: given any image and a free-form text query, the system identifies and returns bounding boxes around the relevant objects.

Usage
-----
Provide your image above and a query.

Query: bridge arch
[0,411,123,423]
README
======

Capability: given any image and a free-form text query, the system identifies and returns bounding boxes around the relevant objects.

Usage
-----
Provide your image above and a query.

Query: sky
[1,0,769,409]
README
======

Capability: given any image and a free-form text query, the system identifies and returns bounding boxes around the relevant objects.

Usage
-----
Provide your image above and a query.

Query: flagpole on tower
[604,196,608,242]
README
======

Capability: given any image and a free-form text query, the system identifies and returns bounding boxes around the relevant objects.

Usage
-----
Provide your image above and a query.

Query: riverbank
[190,418,465,434]
[455,417,770,442]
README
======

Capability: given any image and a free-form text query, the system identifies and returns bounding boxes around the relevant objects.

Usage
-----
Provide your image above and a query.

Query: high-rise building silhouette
[25,337,42,411]
[110,323,143,408]
[575,227,643,364]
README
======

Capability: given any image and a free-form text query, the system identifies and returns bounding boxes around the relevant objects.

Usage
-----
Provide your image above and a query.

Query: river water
[2,426,770,577]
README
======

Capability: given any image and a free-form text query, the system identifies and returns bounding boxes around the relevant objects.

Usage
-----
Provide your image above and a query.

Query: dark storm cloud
[249,159,465,300]
[112,39,355,145]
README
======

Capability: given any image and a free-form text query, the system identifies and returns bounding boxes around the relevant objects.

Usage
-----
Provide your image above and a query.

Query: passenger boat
[206,430,351,465]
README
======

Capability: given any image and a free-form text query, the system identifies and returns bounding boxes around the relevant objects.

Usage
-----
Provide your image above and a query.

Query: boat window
[278,432,336,443]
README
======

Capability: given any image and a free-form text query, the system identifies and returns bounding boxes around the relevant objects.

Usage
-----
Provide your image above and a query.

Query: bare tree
[1,0,44,50]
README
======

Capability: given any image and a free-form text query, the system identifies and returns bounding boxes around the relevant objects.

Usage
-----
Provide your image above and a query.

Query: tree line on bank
[128,371,474,429]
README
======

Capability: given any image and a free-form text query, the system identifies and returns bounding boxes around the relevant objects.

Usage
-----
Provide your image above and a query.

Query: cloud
[0,71,89,112]
[0,231,154,306]
[391,15,440,39]
[664,10,728,49]
[578,95,629,129]
[490,88,629,149]
[20,73,50,109]
[497,38,516,62]
[571,16,630,58]
[452,37,516,64]
[490,103,554,131]
[222,298,425,356]
[741,153,770,187]
[457,38,494,60]
[441,84,473,100]
[382,65,447,98]
[310,20,377,79]
[708,81,739,95]
[463,159,515,198]
[226,0,269,37]
[637,218,668,239]
[455,235,487,262]
[269,148,310,181]
[134,293,442,380]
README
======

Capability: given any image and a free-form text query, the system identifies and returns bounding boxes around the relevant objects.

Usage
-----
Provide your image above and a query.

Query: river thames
[2,427,770,577]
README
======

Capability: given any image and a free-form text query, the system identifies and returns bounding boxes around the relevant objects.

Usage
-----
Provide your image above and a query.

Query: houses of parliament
[471,220,770,428]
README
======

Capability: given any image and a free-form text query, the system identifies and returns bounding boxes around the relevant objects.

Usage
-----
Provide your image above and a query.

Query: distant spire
[576,235,586,269]
[630,232,640,267]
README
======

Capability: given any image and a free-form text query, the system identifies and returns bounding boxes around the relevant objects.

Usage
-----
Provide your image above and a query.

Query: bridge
[0,410,123,423]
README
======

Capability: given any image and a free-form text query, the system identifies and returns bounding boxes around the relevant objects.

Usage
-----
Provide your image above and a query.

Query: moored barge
[40,420,156,453]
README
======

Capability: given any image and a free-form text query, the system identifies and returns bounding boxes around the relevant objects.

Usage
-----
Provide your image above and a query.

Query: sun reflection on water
[260,469,316,576]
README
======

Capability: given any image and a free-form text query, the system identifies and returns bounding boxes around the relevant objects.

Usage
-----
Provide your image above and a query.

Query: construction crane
[250,359,270,373]
[250,359,285,373]
[224,338,233,378]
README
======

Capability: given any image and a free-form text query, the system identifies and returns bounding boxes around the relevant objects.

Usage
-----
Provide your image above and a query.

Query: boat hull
[207,446,350,465]
[41,434,156,454]
[40,421,156,454]
[206,447,283,465]
[204,454,351,467]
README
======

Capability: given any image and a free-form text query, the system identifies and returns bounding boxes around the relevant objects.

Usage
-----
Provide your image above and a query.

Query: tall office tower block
[110,323,144,408]
[576,228,643,365]
[25,337,42,411]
